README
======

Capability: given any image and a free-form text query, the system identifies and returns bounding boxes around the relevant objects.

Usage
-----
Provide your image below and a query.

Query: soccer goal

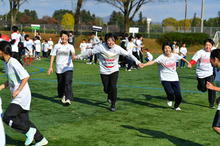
[213,31,220,48]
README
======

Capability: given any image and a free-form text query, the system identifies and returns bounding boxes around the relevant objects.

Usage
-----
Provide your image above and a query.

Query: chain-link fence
[1,21,220,39]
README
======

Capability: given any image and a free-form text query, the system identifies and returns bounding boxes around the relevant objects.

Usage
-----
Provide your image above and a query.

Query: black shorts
[213,110,220,127]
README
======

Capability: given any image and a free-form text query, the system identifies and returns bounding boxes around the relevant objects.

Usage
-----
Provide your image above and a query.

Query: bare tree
[1,0,28,29]
[74,0,84,34]
[98,0,166,33]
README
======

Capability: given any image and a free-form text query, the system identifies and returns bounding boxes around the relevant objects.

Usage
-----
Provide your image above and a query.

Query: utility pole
[184,0,187,32]
[201,0,204,33]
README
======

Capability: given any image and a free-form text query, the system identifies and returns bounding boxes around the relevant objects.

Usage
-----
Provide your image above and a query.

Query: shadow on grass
[142,94,207,108]
[6,134,24,146]
[117,97,167,109]
[32,93,63,105]
[121,125,203,146]
[74,97,110,110]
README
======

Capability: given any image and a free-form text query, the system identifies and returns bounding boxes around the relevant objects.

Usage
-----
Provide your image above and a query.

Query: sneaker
[93,63,96,65]
[23,63,26,67]
[28,63,31,66]
[86,62,92,64]
[174,107,181,111]
[209,105,215,109]
[126,69,131,71]
[167,100,172,107]
[25,127,37,145]
[110,105,116,112]
[107,98,111,104]
[35,137,48,146]
[66,99,71,105]
[61,96,66,103]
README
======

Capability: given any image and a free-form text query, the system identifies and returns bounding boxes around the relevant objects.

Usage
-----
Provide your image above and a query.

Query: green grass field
[0,54,219,146]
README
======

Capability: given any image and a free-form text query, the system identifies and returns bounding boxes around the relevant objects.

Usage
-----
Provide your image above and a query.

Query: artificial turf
[0,54,219,146]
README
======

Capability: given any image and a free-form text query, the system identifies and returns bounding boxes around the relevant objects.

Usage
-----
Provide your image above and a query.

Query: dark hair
[137,34,143,39]
[211,49,220,60]
[61,31,69,37]
[22,30,25,32]
[36,31,40,35]
[175,43,179,46]
[24,35,29,40]
[128,36,133,42]
[162,42,173,52]
[45,40,48,43]
[12,26,18,32]
[92,32,95,36]
[204,38,214,46]
[35,36,40,40]
[125,33,128,37]
[82,39,86,41]
[105,33,118,43]
[88,39,91,41]
[0,41,12,56]
[145,48,149,51]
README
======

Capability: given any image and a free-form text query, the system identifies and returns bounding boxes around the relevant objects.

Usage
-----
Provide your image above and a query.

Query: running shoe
[25,127,36,145]
[167,100,172,107]
[35,137,48,146]
[174,107,181,111]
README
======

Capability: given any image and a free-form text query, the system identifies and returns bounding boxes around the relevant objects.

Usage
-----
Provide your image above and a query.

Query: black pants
[132,52,139,68]
[89,54,97,64]
[3,104,43,142]
[56,70,74,100]
[126,58,133,70]
[139,52,143,63]
[100,71,119,106]
[161,81,182,108]
[197,75,216,106]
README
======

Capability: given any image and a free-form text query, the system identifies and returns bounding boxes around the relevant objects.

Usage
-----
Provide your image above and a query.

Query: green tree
[137,11,144,25]
[191,13,201,27]
[205,17,219,27]
[108,11,124,30]
[52,9,74,23]
[162,17,177,27]
[61,13,75,30]
[23,9,38,20]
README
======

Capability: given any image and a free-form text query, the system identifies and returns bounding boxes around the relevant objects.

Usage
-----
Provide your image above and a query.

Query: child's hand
[206,81,214,90]
[47,67,53,75]
[138,63,144,69]
[187,63,192,69]
[72,55,77,60]
[0,85,4,91]
[216,97,220,105]
[12,90,20,99]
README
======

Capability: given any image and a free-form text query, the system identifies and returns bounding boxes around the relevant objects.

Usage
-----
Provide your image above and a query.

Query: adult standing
[77,33,143,111]
[48,31,76,105]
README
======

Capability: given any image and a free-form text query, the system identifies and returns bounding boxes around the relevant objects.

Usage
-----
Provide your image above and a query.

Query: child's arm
[48,56,55,75]
[12,77,29,99]
[207,81,220,92]
[181,57,192,68]
[143,61,155,67]
[72,52,77,60]
[0,81,9,90]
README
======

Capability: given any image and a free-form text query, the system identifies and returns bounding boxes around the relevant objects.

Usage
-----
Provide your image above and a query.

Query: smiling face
[61,33,69,44]
[163,45,172,56]
[204,42,213,52]
[107,37,115,48]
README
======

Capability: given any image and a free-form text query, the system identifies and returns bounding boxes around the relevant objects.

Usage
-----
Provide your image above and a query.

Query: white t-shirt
[77,43,141,75]
[34,40,41,52]
[80,43,87,54]
[133,39,142,52]
[44,44,49,52]
[180,47,187,57]
[146,52,153,61]
[192,49,213,78]
[24,40,34,56]
[11,32,20,52]
[154,53,183,82]
[4,57,31,110]
[87,43,92,49]
[50,43,75,74]
[126,42,135,55]
[48,40,54,50]
[173,47,179,54]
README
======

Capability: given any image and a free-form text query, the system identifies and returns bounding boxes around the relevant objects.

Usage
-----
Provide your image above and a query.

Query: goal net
[213,31,220,48]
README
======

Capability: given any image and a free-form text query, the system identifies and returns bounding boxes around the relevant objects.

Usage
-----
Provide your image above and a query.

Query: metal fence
[1,21,220,38]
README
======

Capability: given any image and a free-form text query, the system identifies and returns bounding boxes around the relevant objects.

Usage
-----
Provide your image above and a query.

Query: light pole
[147,18,151,39]
[201,0,204,33]
[184,0,187,32]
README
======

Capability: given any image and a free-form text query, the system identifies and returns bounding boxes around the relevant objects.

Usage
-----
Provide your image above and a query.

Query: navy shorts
[213,110,220,127]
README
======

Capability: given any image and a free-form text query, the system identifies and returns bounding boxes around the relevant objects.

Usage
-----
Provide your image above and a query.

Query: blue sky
[0,0,219,23]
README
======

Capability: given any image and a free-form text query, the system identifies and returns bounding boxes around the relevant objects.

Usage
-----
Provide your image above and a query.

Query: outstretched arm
[181,57,192,68]
[143,61,155,67]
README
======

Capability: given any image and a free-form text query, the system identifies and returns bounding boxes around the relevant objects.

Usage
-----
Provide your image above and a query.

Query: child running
[23,35,34,66]
[206,49,220,134]
[48,31,76,105]
[142,42,191,110]
[189,38,216,108]
[77,33,143,111]
[0,41,48,146]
